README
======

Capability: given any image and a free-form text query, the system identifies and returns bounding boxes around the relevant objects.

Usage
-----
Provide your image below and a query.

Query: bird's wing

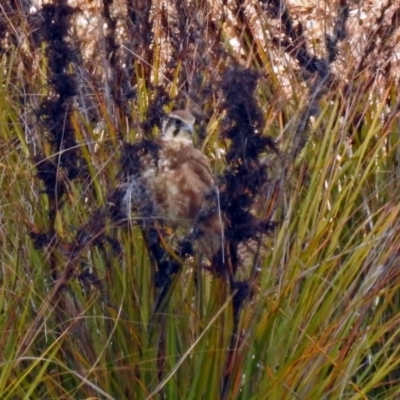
[186,148,215,188]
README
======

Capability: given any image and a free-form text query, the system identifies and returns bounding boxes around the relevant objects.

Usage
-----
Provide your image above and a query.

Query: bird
[124,109,224,261]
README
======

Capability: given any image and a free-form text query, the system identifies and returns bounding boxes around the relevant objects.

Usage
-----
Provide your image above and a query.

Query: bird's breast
[141,140,211,229]
[154,166,197,227]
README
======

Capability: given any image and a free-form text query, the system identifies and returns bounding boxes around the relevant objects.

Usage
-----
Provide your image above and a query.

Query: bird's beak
[183,124,194,134]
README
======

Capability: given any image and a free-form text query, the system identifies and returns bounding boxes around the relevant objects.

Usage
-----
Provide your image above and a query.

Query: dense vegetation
[1,0,400,398]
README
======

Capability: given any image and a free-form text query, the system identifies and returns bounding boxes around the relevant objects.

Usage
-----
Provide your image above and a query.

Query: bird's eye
[175,118,183,126]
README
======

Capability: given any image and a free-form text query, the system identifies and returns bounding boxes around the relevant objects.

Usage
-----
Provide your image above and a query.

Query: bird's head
[162,110,195,144]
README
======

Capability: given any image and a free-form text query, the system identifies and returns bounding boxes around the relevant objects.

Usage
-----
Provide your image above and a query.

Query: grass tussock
[1,0,400,398]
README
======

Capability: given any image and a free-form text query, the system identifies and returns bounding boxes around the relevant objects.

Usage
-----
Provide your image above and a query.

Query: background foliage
[1,0,400,398]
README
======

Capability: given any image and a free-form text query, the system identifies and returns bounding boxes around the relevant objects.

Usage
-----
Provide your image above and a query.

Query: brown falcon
[131,109,224,260]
